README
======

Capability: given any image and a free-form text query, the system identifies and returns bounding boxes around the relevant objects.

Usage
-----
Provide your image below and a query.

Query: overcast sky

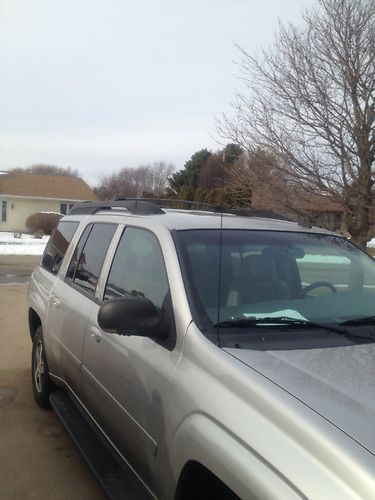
[1,0,316,186]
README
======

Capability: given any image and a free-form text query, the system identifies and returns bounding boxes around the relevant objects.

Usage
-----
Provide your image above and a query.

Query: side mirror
[98,296,169,338]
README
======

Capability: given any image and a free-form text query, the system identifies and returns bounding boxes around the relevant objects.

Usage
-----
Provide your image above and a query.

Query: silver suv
[28,199,375,499]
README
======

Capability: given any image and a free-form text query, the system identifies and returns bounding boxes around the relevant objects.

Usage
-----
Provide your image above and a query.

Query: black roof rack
[69,198,222,216]
[69,198,291,221]
[69,199,165,215]
[113,198,222,211]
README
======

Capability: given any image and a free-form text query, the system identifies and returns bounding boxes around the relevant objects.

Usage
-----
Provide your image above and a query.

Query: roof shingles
[0,173,97,201]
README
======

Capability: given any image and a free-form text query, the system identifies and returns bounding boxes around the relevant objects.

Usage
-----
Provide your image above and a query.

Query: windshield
[176,229,375,349]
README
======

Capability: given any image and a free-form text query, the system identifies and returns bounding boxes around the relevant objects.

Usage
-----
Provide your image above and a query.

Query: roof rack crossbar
[114,198,222,211]
[69,199,165,215]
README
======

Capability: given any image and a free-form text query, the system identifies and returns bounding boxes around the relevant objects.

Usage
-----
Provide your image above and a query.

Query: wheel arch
[28,308,42,339]
[168,412,301,500]
[175,460,239,500]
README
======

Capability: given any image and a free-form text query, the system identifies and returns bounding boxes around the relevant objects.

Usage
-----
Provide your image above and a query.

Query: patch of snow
[0,232,49,255]
[368,239,375,248]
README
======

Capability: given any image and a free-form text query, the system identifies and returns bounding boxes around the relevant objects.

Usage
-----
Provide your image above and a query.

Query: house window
[1,201,7,222]
[60,203,76,215]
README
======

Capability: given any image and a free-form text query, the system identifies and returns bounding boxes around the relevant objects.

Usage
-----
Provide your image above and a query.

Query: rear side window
[67,223,117,295]
[66,224,92,280]
[41,221,79,275]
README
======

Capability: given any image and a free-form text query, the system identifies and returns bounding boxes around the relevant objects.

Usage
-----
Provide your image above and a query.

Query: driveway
[0,255,40,284]
[0,257,105,499]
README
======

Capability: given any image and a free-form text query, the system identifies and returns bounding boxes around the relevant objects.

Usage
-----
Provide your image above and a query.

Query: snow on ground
[0,232,49,255]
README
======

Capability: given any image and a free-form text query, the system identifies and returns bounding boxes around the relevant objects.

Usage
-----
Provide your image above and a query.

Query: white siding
[0,197,77,232]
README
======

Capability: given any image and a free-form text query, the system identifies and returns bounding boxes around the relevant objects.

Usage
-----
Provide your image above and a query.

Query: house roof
[252,186,342,213]
[0,173,97,201]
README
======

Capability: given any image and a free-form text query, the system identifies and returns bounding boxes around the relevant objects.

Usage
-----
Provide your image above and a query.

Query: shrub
[26,212,63,236]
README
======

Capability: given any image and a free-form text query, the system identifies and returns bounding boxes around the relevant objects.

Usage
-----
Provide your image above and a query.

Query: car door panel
[81,226,180,492]
[48,222,117,395]
[82,323,159,456]
[82,309,181,491]
[47,278,95,394]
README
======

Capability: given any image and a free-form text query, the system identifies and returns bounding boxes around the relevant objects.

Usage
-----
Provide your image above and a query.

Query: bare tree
[135,162,175,196]
[218,0,375,248]
[226,151,344,231]
[94,162,175,200]
[9,164,80,177]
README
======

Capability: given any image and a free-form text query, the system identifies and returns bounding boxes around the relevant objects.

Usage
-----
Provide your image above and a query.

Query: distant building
[251,186,344,232]
[0,172,97,232]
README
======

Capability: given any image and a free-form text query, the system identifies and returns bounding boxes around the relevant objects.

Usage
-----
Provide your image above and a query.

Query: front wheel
[31,327,54,408]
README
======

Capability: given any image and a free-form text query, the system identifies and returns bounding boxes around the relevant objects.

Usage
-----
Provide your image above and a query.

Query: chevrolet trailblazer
[28,199,375,499]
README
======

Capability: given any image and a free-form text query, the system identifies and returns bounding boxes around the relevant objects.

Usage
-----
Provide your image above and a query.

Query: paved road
[0,257,105,499]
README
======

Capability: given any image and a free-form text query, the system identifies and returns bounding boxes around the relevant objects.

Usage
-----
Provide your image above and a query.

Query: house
[251,185,344,232]
[0,172,97,232]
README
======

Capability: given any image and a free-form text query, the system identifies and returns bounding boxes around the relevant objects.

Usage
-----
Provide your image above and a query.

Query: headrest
[243,255,276,281]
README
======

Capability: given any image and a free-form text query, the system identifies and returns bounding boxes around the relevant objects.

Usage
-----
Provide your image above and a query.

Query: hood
[224,343,375,455]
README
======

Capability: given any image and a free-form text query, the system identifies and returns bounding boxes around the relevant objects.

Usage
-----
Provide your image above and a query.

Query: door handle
[90,326,102,343]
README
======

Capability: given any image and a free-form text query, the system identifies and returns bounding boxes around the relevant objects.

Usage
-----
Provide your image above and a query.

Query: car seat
[227,254,289,306]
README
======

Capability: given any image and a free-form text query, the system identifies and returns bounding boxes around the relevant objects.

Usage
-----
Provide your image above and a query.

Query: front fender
[168,412,303,500]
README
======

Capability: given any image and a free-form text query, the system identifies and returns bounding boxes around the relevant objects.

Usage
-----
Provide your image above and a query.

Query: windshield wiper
[339,316,375,326]
[214,316,375,339]
[215,316,344,332]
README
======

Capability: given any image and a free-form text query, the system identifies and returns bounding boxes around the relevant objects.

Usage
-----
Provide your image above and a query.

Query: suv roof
[67,199,336,235]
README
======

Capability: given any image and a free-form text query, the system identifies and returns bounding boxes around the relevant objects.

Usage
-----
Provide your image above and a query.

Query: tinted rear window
[41,221,79,274]
[68,223,117,295]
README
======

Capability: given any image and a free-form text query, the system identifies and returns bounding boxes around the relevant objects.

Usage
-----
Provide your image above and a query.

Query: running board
[50,390,153,500]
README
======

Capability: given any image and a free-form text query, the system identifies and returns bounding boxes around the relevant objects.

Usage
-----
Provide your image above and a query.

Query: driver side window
[104,227,169,310]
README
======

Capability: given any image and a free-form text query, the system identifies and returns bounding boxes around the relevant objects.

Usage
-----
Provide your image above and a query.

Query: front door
[82,226,180,493]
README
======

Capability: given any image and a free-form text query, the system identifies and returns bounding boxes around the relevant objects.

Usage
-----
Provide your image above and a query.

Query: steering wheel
[297,281,337,298]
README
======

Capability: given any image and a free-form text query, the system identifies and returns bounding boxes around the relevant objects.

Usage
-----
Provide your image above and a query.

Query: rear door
[47,222,117,395]
[38,220,79,374]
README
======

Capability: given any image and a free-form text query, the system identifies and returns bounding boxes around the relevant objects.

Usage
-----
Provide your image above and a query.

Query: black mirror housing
[98,296,167,337]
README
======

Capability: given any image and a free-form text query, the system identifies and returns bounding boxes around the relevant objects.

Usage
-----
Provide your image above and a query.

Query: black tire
[31,326,54,408]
